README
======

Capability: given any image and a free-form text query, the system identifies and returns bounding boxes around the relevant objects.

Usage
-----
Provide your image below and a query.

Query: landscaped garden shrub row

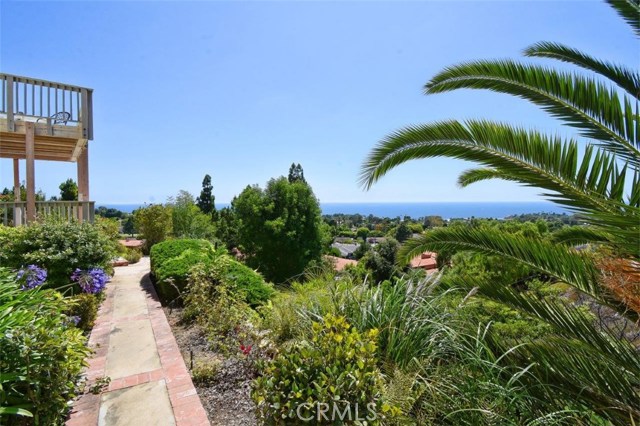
[149,238,275,306]
[0,219,115,291]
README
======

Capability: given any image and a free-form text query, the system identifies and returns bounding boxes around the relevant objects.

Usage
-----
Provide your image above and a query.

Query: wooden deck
[0,73,94,224]
[0,117,86,162]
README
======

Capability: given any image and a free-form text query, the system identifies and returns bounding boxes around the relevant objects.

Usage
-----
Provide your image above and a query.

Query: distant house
[367,237,386,245]
[325,255,358,272]
[410,251,438,272]
[331,242,359,259]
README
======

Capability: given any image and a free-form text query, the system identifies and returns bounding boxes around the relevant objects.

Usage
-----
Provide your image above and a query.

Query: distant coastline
[98,201,568,220]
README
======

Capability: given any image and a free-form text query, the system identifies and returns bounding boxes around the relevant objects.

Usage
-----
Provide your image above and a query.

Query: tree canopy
[59,179,78,201]
[233,176,322,283]
[287,163,306,184]
[196,174,216,216]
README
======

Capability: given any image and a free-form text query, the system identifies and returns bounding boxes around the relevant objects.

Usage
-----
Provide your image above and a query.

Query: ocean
[98,201,568,220]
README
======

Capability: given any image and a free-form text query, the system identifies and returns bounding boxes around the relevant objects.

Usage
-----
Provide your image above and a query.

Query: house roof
[409,251,438,270]
[331,242,359,257]
[325,255,358,272]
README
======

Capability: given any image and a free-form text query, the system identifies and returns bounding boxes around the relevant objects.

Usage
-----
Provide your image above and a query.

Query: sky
[0,0,637,204]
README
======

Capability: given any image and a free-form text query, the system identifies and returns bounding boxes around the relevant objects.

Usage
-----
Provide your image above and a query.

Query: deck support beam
[13,158,22,225]
[77,143,89,222]
[25,122,35,223]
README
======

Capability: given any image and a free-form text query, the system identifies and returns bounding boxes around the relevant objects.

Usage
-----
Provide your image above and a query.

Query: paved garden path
[66,257,210,426]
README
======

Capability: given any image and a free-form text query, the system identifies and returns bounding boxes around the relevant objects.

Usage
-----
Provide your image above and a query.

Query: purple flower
[71,268,110,294]
[65,315,81,326]
[16,265,47,290]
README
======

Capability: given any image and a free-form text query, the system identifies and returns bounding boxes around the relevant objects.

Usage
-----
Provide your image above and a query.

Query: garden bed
[163,306,258,426]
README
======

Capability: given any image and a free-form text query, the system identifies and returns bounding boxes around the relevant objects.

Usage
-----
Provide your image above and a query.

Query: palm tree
[361,1,639,423]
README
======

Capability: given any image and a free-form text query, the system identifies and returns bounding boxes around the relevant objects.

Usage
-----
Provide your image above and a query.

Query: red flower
[240,344,252,356]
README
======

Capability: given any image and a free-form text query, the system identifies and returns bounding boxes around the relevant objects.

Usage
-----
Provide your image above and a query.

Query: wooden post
[25,122,35,223]
[77,143,89,222]
[13,158,21,226]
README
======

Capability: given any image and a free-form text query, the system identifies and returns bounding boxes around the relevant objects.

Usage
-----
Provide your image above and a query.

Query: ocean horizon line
[97,201,568,220]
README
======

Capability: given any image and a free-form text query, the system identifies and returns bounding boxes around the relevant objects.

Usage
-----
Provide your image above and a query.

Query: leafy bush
[191,357,222,385]
[150,239,215,274]
[150,239,219,303]
[151,239,274,306]
[123,248,142,264]
[252,314,397,425]
[0,268,89,424]
[155,249,215,303]
[225,260,275,307]
[133,204,173,252]
[0,219,115,291]
[184,263,259,353]
[65,293,101,333]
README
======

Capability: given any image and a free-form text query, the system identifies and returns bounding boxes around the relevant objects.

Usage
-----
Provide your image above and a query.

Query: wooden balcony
[0,74,94,224]
[0,201,96,226]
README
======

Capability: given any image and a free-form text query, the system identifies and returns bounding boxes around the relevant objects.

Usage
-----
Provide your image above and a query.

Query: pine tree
[196,174,216,216]
[287,163,306,184]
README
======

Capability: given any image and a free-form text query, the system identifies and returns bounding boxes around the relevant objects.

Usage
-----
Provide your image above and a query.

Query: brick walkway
[66,258,210,426]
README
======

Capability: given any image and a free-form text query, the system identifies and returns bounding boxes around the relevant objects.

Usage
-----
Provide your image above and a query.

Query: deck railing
[0,73,93,140]
[0,201,95,226]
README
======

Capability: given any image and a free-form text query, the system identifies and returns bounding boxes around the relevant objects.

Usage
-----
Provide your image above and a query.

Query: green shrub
[0,268,89,424]
[123,247,142,264]
[191,357,222,385]
[133,204,173,253]
[252,314,398,425]
[155,249,215,303]
[184,263,259,353]
[65,293,101,333]
[150,239,215,274]
[224,259,275,307]
[150,239,219,303]
[0,219,115,291]
[151,238,274,306]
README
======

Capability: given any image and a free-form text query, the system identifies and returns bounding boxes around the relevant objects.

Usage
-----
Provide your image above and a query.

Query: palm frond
[448,276,640,422]
[523,42,640,98]
[361,120,636,211]
[398,227,602,300]
[424,60,639,164]
[551,226,613,245]
[457,167,506,187]
[605,0,640,37]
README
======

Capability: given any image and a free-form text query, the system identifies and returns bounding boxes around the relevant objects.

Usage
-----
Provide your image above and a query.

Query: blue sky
[1,0,637,204]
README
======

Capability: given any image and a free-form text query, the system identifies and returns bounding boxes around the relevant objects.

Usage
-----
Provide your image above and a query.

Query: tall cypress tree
[196,174,215,216]
[287,163,306,184]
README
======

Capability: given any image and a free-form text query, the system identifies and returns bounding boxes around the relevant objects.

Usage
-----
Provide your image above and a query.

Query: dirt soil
[163,307,258,426]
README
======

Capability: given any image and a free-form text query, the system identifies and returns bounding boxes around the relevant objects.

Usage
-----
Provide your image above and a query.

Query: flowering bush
[71,268,110,294]
[0,219,115,290]
[16,264,47,290]
[0,268,89,424]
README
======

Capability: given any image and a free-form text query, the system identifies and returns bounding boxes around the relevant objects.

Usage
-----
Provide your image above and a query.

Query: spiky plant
[361,1,639,423]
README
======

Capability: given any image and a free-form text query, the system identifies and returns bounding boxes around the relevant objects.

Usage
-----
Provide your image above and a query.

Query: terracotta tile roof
[409,251,438,270]
[325,255,358,272]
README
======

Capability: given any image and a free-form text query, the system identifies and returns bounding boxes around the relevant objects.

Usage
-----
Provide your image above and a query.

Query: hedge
[149,238,274,306]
